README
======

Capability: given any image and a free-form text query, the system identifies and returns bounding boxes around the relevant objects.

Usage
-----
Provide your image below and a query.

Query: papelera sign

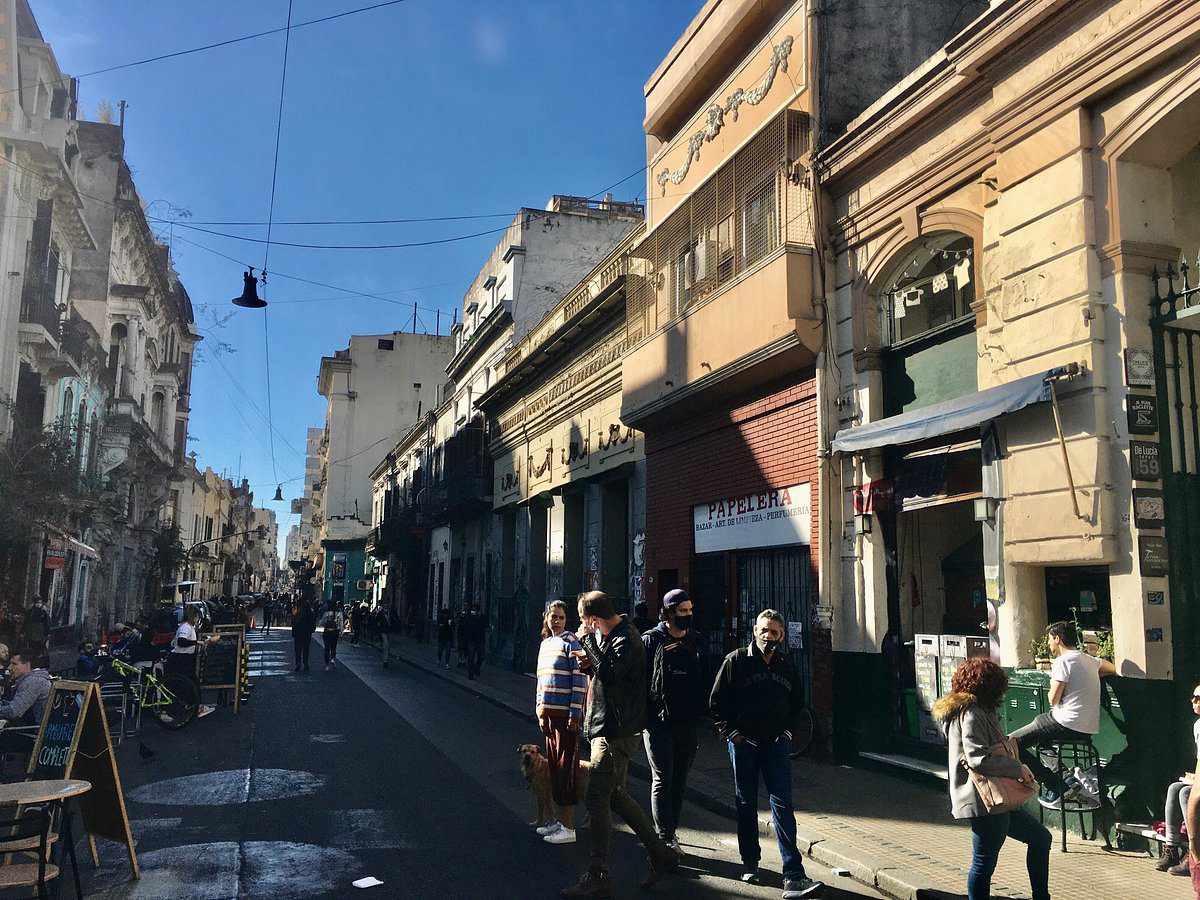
[693,483,811,554]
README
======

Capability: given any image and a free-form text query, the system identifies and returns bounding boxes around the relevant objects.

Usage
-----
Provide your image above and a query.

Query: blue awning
[832,367,1070,454]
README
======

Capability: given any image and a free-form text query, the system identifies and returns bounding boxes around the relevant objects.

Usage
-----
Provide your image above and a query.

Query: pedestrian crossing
[244,627,299,678]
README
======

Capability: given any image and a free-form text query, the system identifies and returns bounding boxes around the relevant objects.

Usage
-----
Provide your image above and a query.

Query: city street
[82,627,883,899]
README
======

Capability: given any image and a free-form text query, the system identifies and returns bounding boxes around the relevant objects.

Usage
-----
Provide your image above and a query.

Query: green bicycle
[107,657,199,730]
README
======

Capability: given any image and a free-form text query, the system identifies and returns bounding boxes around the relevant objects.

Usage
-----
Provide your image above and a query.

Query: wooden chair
[0,804,59,899]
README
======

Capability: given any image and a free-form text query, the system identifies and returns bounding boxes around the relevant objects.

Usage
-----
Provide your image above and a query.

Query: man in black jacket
[563,591,680,899]
[291,599,316,673]
[710,609,823,899]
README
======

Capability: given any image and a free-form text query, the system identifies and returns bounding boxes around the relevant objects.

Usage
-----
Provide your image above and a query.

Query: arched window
[109,323,127,394]
[75,400,87,462]
[882,233,975,347]
[59,387,73,441]
[150,392,165,440]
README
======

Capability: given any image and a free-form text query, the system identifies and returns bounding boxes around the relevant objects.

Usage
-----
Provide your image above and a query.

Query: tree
[150,521,186,589]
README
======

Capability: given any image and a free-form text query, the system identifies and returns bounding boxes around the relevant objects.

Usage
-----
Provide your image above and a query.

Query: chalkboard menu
[30,684,86,780]
[201,632,242,690]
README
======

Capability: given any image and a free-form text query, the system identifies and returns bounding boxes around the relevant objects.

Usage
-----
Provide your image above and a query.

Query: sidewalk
[374,632,1187,900]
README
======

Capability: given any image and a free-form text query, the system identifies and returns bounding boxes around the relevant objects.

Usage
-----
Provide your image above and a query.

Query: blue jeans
[729,737,805,880]
[968,809,1051,900]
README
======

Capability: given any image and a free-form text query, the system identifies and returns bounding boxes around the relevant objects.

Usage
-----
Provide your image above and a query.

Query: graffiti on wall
[630,530,646,608]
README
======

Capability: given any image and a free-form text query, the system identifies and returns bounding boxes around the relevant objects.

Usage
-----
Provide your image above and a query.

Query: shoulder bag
[965,718,1037,814]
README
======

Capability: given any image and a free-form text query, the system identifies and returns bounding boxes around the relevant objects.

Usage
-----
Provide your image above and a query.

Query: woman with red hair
[933,658,1050,900]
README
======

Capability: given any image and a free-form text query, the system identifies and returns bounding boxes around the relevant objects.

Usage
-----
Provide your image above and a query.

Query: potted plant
[1028,634,1052,670]
[1096,630,1115,662]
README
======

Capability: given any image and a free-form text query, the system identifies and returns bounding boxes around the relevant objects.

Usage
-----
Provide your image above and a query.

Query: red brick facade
[642,367,832,756]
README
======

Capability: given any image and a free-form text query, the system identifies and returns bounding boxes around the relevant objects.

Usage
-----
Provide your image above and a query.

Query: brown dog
[518,743,590,826]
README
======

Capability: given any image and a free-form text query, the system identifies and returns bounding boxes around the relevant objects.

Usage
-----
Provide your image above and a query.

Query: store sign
[1130,441,1161,482]
[693,483,811,554]
[1138,535,1169,578]
[1127,396,1158,435]
[1124,348,1155,388]
[1132,488,1165,529]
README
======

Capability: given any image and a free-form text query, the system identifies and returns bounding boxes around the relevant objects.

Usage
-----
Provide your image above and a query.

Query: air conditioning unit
[356,579,370,591]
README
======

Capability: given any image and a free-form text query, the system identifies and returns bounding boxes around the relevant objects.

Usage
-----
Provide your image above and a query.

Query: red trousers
[542,715,581,806]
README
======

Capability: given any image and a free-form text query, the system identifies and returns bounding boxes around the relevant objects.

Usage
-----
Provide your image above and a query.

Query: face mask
[673,615,693,631]
[756,637,781,655]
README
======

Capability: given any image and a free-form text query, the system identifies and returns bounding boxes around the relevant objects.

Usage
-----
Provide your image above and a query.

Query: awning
[66,537,98,560]
[832,366,1072,454]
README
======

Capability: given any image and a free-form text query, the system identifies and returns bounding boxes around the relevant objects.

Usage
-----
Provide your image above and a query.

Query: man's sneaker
[562,867,612,899]
[545,826,576,844]
[197,705,215,719]
[1168,856,1192,877]
[641,846,683,889]
[1157,845,1183,872]
[741,868,763,885]
[536,821,562,836]
[782,877,824,898]
[668,837,682,855]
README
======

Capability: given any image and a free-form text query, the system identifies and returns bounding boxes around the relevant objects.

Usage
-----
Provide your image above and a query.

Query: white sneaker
[544,827,576,844]
[536,821,562,836]
[197,705,215,718]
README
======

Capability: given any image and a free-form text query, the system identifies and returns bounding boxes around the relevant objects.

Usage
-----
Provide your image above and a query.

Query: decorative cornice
[654,35,794,196]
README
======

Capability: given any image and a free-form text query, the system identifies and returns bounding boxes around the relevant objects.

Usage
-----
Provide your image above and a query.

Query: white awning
[67,537,99,560]
[832,366,1072,454]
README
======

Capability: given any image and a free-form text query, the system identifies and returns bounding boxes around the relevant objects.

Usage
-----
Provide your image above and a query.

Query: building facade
[819,0,1200,810]
[313,332,451,607]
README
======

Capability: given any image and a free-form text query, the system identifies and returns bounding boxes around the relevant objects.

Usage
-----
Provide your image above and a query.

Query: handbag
[965,728,1037,814]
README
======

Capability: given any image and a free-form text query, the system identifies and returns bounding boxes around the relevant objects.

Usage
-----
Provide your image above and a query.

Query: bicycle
[107,657,198,730]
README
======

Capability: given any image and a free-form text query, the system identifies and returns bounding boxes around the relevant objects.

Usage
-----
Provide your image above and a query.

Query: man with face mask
[710,609,823,899]
[642,588,703,852]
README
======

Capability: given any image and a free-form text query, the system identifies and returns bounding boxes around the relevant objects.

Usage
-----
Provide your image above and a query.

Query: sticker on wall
[1130,441,1162,482]
[1078,589,1096,613]
[1124,348,1155,388]
[1147,590,1165,606]
[1132,488,1165,529]
[1138,535,1169,578]
[1127,395,1159,435]
[1146,627,1164,643]
[787,621,803,649]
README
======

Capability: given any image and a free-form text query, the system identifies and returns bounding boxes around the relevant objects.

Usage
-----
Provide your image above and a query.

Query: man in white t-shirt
[1010,621,1116,802]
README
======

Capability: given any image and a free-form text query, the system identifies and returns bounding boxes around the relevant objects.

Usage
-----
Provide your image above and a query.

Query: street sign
[1127,395,1159,435]
[1130,441,1162,482]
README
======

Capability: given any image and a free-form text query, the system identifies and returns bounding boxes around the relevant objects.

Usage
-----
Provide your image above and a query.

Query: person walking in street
[1156,682,1200,877]
[319,603,344,672]
[349,602,364,646]
[535,600,588,845]
[562,590,680,899]
[934,658,1049,900]
[709,609,823,899]
[455,601,470,669]
[261,598,274,634]
[464,604,487,680]
[642,589,703,852]
[436,607,455,669]
[373,603,397,669]
[1009,621,1115,803]
[292,599,316,672]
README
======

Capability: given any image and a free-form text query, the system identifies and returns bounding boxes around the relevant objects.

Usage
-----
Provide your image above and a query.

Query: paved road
[81,627,883,899]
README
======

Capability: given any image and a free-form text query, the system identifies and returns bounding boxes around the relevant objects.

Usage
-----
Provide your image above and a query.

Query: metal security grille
[626,110,812,341]
[1161,328,1200,475]
[736,546,814,706]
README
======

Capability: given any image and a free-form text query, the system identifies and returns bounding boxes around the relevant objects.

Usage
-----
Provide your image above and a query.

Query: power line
[178,213,514,227]
[0,1,409,99]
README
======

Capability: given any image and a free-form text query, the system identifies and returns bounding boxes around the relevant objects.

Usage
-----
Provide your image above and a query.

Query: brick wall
[642,367,832,757]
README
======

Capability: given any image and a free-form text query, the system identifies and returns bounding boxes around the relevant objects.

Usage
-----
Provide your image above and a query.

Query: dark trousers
[323,630,340,665]
[729,736,805,880]
[968,809,1051,900]
[262,611,273,633]
[437,640,453,666]
[585,735,667,872]
[1010,712,1088,793]
[643,724,698,841]
[467,639,485,678]
[293,632,311,669]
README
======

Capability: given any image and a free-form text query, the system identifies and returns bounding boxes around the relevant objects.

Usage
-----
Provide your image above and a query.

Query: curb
[382,640,942,900]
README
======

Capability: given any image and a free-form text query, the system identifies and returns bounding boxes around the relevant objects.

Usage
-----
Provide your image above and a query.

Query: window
[884,234,976,346]
[378,338,394,351]
[59,388,73,441]
[75,400,87,464]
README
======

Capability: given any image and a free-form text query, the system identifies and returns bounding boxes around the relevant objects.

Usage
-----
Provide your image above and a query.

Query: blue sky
[35,0,700,549]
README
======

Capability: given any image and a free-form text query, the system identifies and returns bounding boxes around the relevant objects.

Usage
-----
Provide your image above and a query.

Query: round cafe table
[0,778,91,899]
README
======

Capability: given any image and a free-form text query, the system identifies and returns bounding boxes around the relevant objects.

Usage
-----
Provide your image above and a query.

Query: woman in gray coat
[933,658,1051,900]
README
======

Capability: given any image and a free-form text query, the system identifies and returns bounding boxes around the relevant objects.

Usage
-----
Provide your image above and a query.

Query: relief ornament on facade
[655,35,794,195]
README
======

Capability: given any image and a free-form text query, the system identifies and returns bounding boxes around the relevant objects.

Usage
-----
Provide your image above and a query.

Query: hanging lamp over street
[273,484,284,501]
[233,269,266,308]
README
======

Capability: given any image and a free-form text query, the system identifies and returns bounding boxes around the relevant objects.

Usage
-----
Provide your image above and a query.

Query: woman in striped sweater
[535,599,589,844]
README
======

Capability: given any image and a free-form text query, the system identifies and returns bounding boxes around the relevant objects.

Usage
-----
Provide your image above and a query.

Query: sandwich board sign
[202,627,244,711]
[27,680,139,878]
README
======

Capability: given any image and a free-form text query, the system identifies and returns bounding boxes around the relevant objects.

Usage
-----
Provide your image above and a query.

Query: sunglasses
[1192,695,1200,702]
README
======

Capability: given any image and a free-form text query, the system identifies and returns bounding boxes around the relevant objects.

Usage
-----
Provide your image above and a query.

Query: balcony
[429,419,492,520]
[621,111,821,426]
